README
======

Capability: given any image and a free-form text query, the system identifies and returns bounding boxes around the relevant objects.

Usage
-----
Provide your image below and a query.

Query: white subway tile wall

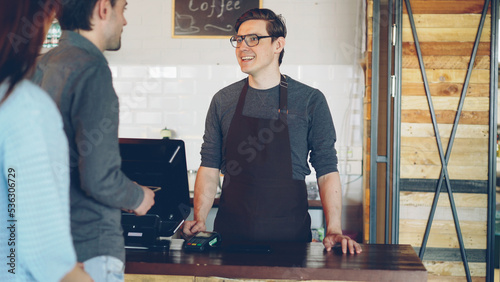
[106,1,365,229]
[112,64,362,171]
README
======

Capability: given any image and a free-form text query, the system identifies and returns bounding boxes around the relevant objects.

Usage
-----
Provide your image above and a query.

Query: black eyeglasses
[229,34,274,48]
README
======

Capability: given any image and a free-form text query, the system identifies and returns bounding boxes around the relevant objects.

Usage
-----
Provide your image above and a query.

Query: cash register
[119,138,191,251]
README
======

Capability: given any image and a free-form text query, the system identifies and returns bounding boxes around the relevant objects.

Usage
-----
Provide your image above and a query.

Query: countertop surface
[126,240,427,281]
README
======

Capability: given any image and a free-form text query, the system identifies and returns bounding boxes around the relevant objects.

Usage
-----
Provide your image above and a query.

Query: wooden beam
[402,42,490,56]
[401,123,489,138]
[402,55,490,69]
[423,261,486,278]
[401,137,488,153]
[401,82,490,97]
[402,27,490,43]
[428,274,486,282]
[403,14,491,28]
[402,69,490,83]
[400,205,487,222]
[400,163,487,180]
[401,96,489,111]
[402,1,489,15]
[401,145,488,165]
[399,232,486,249]
[401,110,489,125]
[400,219,486,237]
[400,192,487,208]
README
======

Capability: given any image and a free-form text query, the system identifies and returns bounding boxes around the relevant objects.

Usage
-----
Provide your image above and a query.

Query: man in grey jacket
[32,0,155,281]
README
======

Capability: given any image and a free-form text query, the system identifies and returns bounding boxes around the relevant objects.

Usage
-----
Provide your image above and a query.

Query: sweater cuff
[127,182,144,210]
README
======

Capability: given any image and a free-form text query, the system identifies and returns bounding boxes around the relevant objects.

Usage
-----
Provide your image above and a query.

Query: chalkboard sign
[172,0,262,38]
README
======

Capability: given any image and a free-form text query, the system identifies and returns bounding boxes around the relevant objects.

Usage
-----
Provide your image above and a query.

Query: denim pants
[83,256,124,282]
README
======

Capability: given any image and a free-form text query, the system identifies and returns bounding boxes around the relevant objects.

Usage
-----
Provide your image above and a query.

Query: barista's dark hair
[0,0,60,104]
[58,0,117,31]
[235,8,287,65]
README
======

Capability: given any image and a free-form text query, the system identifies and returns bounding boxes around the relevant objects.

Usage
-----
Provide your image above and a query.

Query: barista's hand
[323,233,362,254]
[133,185,155,216]
[181,220,206,239]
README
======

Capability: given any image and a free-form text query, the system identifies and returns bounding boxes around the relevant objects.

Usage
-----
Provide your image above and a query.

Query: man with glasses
[183,8,361,254]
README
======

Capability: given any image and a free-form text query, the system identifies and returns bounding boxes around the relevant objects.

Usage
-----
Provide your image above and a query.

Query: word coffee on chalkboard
[173,0,262,38]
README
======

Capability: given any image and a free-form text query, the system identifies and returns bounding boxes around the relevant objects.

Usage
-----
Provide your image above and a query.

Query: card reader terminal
[184,231,221,252]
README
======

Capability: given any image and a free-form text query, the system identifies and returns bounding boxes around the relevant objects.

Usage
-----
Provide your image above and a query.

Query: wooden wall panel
[402,55,490,69]
[398,0,490,280]
[402,14,491,28]
[399,192,487,249]
[401,206,487,223]
[402,82,489,97]
[401,148,488,166]
[402,27,490,42]
[402,96,489,111]
[402,42,490,56]
[401,136,488,154]
[400,219,486,234]
[401,110,489,124]
[400,232,486,249]
[400,123,488,138]
[402,1,487,15]
[402,69,490,83]
[428,275,486,282]
[400,164,487,180]
[400,192,487,209]
[424,262,486,278]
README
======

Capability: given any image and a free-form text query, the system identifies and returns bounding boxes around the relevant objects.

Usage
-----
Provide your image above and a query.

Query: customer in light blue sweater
[0,0,91,281]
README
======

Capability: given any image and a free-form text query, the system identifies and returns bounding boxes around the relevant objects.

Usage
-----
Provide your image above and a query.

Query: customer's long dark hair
[0,0,60,105]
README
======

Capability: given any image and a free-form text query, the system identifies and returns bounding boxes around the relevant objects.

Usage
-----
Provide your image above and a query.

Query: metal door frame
[370,0,401,244]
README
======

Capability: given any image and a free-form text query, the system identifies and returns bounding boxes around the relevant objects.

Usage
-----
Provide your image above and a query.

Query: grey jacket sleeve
[71,65,144,210]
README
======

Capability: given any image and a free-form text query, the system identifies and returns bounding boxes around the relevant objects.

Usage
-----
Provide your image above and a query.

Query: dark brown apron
[214,75,312,243]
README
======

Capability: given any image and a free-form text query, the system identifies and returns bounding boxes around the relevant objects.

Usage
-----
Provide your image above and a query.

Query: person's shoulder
[0,80,61,123]
[14,80,59,112]
[11,80,49,100]
[41,44,105,71]
[41,46,111,85]
[285,75,314,89]
[285,75,324,98]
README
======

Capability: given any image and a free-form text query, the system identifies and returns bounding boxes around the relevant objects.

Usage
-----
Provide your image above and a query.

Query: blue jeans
[83,256,124,282]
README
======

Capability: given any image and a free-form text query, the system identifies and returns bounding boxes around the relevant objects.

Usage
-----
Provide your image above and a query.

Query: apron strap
[234,78,249,117]
[279,74,288,122]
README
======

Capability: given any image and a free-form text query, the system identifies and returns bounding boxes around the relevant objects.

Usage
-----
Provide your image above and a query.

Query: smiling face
[235,19,283,79]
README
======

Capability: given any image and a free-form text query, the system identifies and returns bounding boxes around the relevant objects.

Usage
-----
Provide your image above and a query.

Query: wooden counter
[125,240,427,281]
